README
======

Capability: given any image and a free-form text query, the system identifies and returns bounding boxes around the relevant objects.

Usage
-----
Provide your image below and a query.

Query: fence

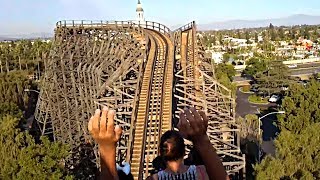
[56,20,172,38]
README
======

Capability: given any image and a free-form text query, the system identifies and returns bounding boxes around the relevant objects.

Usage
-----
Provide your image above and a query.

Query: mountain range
[0,32,53,41]
[1,14,320,40]
[198,14,320,30]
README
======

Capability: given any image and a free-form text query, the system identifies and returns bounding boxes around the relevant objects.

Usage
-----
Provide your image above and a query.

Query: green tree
[312,27,318,41]
[0,71,32,108]
[278,28,285,41]
[255,80,320,179]
[302,27,310,39]
[211,36,217,46]
[255,123,320,179]
[237,114,260,142]
[0,115,72,179]
[254,32,259,43]
[245,31,251,44]
[215,64,237,96]
[218,33,223,45]
[261,31,266,41]
[0,40,50,73]
[216,73,237,97]
[237,30,241,39]
[290,29,296,40]
[222,53,230,63]
[0,102,23,120]
[255,61,290,96]
[243,58,267,76]
[216,63,236,81]
[269,23,274,29]
[270,29,276,41]
[278,80,320,134]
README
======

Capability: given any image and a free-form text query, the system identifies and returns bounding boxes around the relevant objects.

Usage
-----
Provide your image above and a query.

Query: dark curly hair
[159,130,185,162]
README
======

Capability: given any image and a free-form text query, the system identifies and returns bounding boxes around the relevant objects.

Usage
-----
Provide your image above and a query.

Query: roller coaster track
[174,22,245,177]
[131,29,174,180]
[35,20,245,179]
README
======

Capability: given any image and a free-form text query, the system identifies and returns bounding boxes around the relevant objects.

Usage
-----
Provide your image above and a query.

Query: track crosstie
[35,20,245,179]
[131,29,174,180]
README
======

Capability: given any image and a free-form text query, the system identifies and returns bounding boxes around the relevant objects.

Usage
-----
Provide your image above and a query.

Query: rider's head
[159,130,185,162]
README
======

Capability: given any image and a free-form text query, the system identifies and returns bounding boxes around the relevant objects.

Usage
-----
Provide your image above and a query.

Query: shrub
[242,85,251,92]
[248,95,268,104]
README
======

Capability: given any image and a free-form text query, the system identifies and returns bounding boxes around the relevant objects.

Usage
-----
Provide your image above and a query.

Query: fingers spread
[100,106,108,133]
[107,110,115,135]
[178,111,188,130]
[199,111,209,129]
[114,125,123,141]
[92,109,101,134]
[185,108,198,131]
[190,107,202,123]
[179,111,192,138]
[88,116,93,132]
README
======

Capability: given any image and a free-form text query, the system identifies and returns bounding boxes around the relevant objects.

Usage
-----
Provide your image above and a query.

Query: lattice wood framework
[173,22,245,176]
[35,21,147,167]
[35,20,245,178]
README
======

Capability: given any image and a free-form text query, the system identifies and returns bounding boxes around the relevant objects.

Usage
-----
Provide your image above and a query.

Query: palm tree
[0,46,4,73]
[3,44,11,72]
[14,43,23,71]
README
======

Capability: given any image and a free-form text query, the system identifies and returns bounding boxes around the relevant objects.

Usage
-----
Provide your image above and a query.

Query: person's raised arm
[178,107,229,180]
[88,107,123,180]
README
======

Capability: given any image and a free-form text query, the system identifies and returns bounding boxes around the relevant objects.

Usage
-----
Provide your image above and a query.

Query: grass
[248,95,269,104]
[242,85,251,92]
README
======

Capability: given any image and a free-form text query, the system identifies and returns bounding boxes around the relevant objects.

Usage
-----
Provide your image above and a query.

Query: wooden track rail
[131,29,174,180]
[35,20,244,179]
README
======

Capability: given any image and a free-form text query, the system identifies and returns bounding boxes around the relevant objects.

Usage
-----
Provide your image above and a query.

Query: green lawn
[248,95,269,104]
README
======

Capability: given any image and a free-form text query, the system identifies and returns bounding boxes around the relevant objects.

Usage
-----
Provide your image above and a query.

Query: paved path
[234,62,320,83]
[235,88,275,117]
[236,88,279,156]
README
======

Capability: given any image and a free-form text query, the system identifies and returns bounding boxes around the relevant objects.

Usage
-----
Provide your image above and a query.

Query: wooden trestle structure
[35,20,245,179]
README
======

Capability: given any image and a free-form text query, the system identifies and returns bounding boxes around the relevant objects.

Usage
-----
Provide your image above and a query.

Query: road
[290,66,320,75]
[234,61,320,82]
[233,76,252,83]
[236,88,279,156]
[235,88,275,117]
[260,114,279,156]
[293,61,320,69]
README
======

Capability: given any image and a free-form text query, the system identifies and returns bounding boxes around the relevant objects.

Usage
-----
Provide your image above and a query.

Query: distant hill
[198,14,320,30]
[0,32,53,41]
[0,36,17,41]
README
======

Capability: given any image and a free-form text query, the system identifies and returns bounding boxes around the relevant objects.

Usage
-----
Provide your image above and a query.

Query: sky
[0,0,319,35]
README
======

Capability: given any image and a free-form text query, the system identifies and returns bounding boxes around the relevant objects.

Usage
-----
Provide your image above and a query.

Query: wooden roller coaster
[35,20,245,179]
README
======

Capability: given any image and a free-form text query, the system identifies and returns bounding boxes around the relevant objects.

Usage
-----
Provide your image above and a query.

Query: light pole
[258,111,285,163]
[24,89,40,94]
[24,89,41,130]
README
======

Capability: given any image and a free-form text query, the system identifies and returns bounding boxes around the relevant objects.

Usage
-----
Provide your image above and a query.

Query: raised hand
[88,107,122,180]
[88,107,122,148]
[177,107,209,141]
[178,107,229,180]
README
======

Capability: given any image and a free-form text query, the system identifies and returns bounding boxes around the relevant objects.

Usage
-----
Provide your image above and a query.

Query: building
[211,52,224,64]
[136,0,145,23]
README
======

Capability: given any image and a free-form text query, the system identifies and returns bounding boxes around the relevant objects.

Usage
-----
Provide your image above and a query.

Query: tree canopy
[0,115,72,180]
[278,80,320,134]
[0,71,33,109]
[255,61,290,96]
[255,123,320,180]
[237,114,259,143]
[216,63,236,81]
[0,40,50,74]
[0,102,23,120]
[243,57,267,77]
[255,80,320,179]
[215,63,236,97]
